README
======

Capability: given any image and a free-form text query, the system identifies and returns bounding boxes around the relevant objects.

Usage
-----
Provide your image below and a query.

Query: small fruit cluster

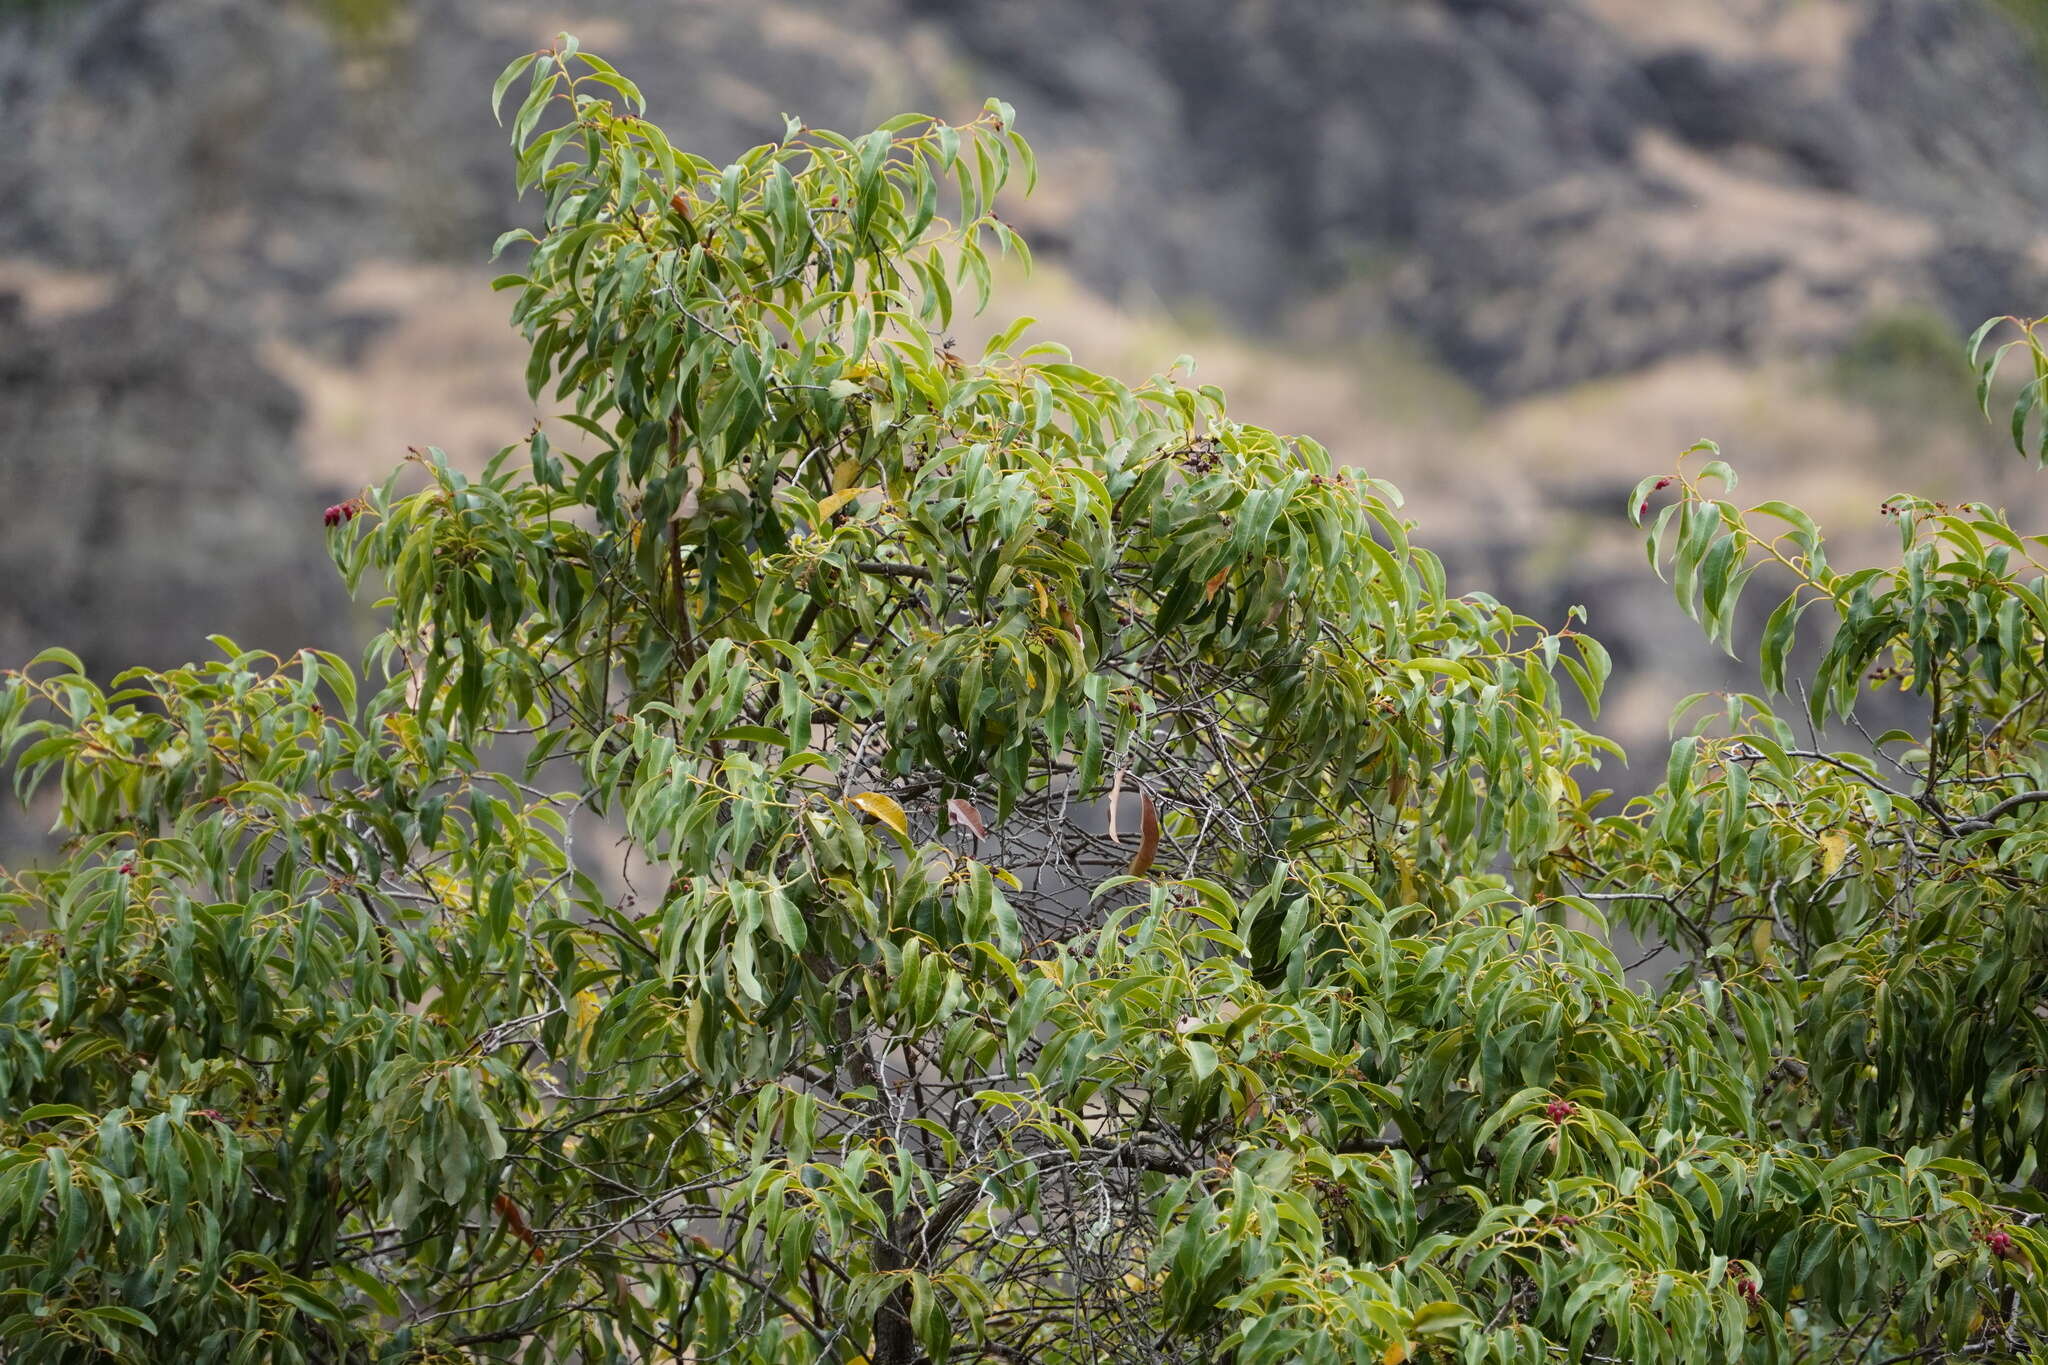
[1175,438,1225,476]
[1878,497,1963,521]
[1544,1098,1577,1123]
[1980,1226,2017,1260]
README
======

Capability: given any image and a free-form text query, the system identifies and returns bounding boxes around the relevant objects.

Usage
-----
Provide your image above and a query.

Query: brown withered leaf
[947,797,989,839]
[495,1193,545,1262]
[494,1194,532,1244]
[1127,792,1161,877]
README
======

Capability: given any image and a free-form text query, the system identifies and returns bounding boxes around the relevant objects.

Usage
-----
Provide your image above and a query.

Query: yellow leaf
[1382,1341,1408,1365]
[815,487,868,522]
[1750,916,1774,960]
[1818,830,1849,877]
[832,459,864,492]
[1122,1272,1147,1293]
[1391,850,1419,907]
[571,990,602,1063]
[990,866,1022,890]
[848,791,909,839]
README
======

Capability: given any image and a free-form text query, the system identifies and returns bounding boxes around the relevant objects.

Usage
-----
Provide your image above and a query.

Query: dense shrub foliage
[4,39,2048,1363]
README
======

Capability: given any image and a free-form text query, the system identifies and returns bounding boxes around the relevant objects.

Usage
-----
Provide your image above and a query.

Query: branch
[852,560,935,582]
[788,559,939,647]
[1951,790,2048,835]
[1332,1136,1407,1155]
[1089,1138,1195,1176]
[873,1181,987,1365]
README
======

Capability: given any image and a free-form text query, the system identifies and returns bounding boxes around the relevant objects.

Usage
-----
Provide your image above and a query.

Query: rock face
[2,0,2045,764]
[928,0,2048,395]
[0,290,350,676]
[9,0,2047,401]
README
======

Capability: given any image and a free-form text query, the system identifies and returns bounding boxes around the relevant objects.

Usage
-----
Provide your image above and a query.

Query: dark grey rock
[0,289,350,674]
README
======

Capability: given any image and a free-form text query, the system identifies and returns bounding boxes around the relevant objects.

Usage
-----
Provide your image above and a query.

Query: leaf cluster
[2,39,2046,1365]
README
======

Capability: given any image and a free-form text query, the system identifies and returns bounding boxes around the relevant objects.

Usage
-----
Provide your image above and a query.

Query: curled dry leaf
[1127,791,1161,877]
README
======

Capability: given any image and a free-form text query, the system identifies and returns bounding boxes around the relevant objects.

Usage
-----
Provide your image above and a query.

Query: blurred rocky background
[5,0,2048,785]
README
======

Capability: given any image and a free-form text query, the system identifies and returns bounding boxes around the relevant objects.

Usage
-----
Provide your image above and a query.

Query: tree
[1,37,2045,1364]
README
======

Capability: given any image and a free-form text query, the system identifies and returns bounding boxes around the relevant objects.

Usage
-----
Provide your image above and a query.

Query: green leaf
[492,52,541,123]
[18,1104,95,1124]
[82,1306,156,1336]
[1410,1302,1478,1337]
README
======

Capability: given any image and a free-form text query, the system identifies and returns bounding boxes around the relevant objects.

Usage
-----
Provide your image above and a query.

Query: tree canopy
[3,37,2047,1364]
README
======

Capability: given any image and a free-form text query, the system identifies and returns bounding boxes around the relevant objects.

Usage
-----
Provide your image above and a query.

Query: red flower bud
[1736,1277,1762,1304]
[1544,1099,1577,1123]
[1985,1229,2015,1259]
[118,861,134,876]
[1652,476,1673,491]
[323,505,341,527]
